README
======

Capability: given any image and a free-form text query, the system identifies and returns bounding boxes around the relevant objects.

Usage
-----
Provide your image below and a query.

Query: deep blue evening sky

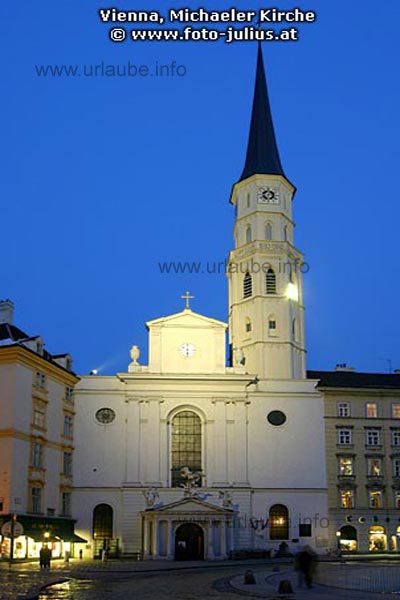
[1,1,399,375]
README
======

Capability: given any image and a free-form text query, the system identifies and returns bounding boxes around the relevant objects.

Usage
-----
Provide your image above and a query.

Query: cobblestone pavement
[1,560,400,600]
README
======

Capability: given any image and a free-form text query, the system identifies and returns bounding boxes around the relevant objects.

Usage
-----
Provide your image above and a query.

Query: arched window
[246,226,252,244]
[269,504,289,540]
[171,411,202,487]
[265,223,273,241]
[245,318,252,333]
[243,272,252,298]
[340,525,358,552]
[266,268,276,294]
[93,503,113,540]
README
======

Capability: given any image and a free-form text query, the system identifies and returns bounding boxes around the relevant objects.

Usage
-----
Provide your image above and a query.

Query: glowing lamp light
[44,531,50,539]
[90,369,99,375]
[286,282,299,301]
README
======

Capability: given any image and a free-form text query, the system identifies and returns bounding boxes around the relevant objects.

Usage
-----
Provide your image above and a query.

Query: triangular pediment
[146,309,227,331]
[144,497,233,515]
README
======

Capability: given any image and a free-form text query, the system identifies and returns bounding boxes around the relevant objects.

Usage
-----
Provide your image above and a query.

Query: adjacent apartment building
[310,365,400,553]
[0,300,83,559]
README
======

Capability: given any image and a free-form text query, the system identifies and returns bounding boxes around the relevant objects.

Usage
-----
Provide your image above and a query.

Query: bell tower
[228,46,306,379]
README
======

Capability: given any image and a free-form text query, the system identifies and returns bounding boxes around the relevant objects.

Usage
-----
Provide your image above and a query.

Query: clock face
[179,343,196,357]
[258,187,280,204]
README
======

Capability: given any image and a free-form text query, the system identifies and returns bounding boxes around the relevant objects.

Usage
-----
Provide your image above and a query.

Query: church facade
[72,47,329,560]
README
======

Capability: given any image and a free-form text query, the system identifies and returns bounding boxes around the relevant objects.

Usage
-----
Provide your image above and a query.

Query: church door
[174,523,204,560]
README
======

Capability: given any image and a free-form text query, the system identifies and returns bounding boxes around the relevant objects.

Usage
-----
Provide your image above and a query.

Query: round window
[267,410,287,426]
[95,408,116,424]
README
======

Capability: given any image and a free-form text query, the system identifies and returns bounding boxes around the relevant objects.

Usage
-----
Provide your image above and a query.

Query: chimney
[0,299,14,325]
[334,363,355,372]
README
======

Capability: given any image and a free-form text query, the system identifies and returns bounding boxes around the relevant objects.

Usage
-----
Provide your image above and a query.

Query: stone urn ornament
[130,344,140,365]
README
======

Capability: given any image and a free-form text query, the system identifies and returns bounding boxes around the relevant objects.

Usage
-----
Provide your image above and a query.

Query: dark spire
[240,45,285,181]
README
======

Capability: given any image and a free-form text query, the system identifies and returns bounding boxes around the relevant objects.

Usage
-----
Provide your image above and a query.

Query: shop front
[0,514,86,560]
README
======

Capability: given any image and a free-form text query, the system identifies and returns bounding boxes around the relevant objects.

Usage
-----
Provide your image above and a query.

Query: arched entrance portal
[339,525,358,552]
[175,523,204,561]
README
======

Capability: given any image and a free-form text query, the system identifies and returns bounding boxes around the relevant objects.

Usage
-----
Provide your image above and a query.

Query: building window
[392,431,400,446]
[31,442,43,468]
[243,272,252,298]
[61,492,71,516]
[246,226,252,244]
[93,503,113,540]
[339,457,354,476]
[392,405,400,419]
[393,457,400,477]
[63,415,74,438]
[340,490,354,508]
[369,490,383,508]
[283,225,288,241]
[367,458,382,477]
[337,402,350,417]
[394,491,400,509]
[245,318,252,333]
[31,487,42,514]
[65,387,74,403]
[338,429,352,445]
[366,403,378,418]
[265,223,273,240]
[269,504,289,540]
[63,452,73,477]
[32,403,46,429]
[246,193,250,208]
[266,268,276,294]
[292,318,297,341]
[171,411,202,487]
[366,429,381,446]
[268,319,276,331]
[35,372,46,389]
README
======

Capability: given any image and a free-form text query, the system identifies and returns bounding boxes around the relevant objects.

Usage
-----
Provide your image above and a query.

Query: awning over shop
[1,514,86,543]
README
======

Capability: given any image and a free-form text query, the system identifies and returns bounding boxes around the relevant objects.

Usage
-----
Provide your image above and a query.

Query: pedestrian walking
[294,545,318,589]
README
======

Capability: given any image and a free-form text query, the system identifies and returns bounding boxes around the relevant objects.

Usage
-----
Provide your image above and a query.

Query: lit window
[63,451,73,477]
[266,268,276,294]
[393,457,400,477]
[61,492,71,516]
[269,504,289,540]
[243,272,252,298]
[265,223,273,240]
[337,403,350,417]
[392,405,400,419]
[366,403,378,418]
[246,226,252,244]
[367,458,382,477]
[369,490,383,508]
[339,457,354,476]
[392,431,400,446]
[31,442,43,468]
[366,429,381,446]
[340,490,354,508]
[338,429,352,445]
[63,415,73,438]
[31,487,42,514]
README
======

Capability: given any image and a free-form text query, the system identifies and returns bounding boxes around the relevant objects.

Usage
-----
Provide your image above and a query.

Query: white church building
[72,47,329,560]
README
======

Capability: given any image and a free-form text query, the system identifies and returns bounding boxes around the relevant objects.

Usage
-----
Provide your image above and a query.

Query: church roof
[308,370,400,390]
[239,45,285,182]
[146,308,227,330]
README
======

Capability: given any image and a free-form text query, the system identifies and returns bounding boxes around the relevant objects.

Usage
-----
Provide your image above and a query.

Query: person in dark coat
[294,545,317,588]
[39,546,46,569]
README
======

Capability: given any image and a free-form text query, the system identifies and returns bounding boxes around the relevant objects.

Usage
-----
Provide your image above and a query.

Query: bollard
[244,570,256,584]
[278,579,294,594]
